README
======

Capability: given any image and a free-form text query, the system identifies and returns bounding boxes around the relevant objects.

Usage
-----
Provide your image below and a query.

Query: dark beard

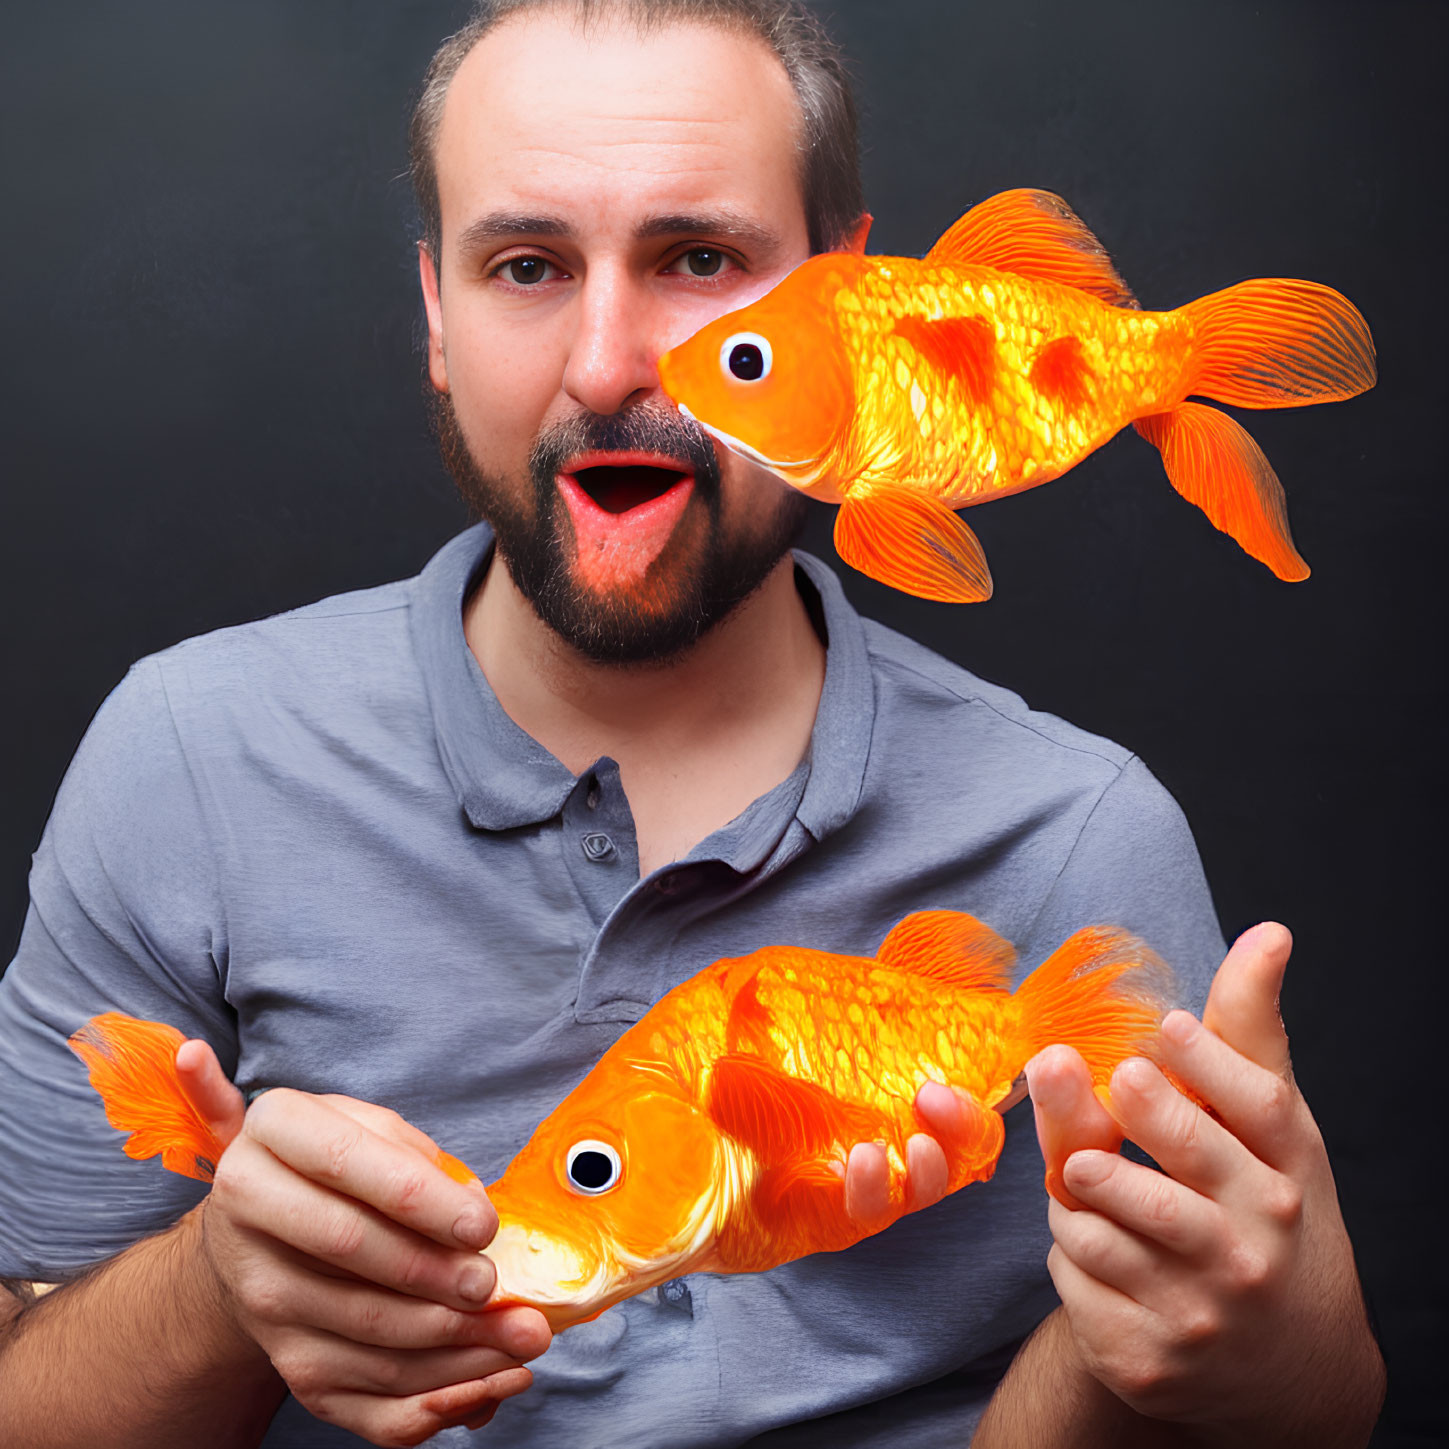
[431,391,809,665]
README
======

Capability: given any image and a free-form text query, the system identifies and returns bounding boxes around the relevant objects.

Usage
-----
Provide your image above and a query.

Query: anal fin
[834,485,993,603]
[1134,403,1310,581]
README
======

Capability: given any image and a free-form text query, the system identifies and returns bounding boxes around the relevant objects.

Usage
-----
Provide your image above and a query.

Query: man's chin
[506,551,726,667]
[555,472,698,596]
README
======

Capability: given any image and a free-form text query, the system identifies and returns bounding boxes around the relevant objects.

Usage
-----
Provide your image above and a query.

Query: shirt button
[657,1277,693,1316]
[581,832,615,861]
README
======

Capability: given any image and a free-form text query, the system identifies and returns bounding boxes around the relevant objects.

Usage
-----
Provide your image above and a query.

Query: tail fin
[68,1014,225,1182]
[1011,926,1171,1088]
[69,1014,479,1188]
[1181,278,1376,409]
[1135,278,1375,581]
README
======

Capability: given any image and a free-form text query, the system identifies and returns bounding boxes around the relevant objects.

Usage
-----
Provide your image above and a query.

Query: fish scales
[839,261,1191,506]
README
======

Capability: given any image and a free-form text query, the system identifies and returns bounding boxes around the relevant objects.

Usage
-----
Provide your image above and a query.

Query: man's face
[420,11,815,663]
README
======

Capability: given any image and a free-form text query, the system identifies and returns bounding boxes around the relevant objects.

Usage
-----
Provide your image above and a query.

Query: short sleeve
[1017,754,1226,1015]
[0,657,235,1281]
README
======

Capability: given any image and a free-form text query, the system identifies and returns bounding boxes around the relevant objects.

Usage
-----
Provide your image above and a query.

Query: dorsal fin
[875,910,1016,991]
[927,189,1139,309]
[705,1053,878,1166]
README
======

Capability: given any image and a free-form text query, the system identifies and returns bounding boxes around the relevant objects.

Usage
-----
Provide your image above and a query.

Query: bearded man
[0,2,1384,1446]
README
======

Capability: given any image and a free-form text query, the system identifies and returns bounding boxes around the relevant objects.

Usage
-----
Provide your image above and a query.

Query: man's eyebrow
[456,213,571,258]
[634,212,785,254]
[453,210,785,258]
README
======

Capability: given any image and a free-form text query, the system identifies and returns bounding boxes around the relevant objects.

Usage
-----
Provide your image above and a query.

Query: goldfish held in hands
[657,189,1377,602]
[71,911,1174,1330]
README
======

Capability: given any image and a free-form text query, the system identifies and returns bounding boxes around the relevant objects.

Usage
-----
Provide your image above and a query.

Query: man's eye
[670,248,733,279]
[498,256,553,286]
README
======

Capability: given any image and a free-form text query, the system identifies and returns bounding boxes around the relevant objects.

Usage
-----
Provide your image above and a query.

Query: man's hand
[1020,923,1384,1445]
[178,1042,551,1447]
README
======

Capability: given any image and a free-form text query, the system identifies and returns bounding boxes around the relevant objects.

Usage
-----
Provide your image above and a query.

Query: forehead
[434,11,806,239]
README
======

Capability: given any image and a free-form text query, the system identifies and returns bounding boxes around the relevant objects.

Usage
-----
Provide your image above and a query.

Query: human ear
[418,241,449,394]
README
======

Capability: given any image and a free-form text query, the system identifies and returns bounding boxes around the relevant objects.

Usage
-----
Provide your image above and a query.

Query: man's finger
[309,1366,534,1447]
[1155,1010,1314,1173]
[1026,1045,1123,1211]
[904,1132,949,1210]
[843,1141,890,1226]
[1202,922,1293,1078]
[176,1038,246,1150]
[1057,1148,1219,1257]
[215,1143,501,1314]
[1046,1194,1162,1301]
[256,1247,551,1358]
[1105,1055,1249,1197]
[244,1089,496,1251]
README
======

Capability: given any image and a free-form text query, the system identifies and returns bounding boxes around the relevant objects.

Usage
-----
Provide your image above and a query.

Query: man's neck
[463,553,827,874]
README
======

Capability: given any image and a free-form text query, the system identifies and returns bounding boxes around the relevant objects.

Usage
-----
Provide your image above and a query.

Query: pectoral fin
[834,486,993,603]
[706,1052,878,1166]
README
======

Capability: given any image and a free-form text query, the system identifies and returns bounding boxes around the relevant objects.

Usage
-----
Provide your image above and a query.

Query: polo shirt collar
[410,523,875,849]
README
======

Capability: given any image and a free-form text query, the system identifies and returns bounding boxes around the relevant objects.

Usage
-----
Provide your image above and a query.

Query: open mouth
[572,464,691,515]
[555,452,697,587]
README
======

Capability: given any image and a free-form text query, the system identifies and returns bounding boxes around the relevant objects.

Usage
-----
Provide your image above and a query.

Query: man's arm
[0,1211,285,1449]
[0,1043,551,1449]
[970,924,1386,1447]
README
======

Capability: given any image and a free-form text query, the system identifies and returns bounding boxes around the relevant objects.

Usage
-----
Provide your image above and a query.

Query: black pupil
[687,249,722,276]
[570,1150,614,1190]
[728,342,765,381]
[508,258,544,284]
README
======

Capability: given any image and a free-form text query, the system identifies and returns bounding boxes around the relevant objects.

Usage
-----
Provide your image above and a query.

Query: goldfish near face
[70,912,1174,1331]
[657,188,1377,602]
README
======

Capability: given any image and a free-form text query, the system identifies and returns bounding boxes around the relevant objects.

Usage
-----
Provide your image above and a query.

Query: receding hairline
[434,6,807,170]
[417,1,840,254]
[411,0,863,258]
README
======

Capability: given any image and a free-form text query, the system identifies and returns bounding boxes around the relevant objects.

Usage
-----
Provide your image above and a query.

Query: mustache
[529,402,722,499]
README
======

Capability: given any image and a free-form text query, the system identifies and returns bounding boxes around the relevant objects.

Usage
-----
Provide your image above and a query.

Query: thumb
[1202,921,1294,1078]
[175,1038,246,1150]
[1026,1044,1124,1211]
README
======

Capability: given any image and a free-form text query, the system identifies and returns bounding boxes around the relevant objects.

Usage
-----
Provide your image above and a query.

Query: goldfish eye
[565,1140,622,1195]
[721,333,772,383]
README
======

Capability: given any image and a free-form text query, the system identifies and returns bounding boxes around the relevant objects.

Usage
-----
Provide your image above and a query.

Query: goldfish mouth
[486,1220,620,1332]
[673,406,824,485]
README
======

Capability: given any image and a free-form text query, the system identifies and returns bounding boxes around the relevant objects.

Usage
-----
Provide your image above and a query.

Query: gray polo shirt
[0,523,1225,1447]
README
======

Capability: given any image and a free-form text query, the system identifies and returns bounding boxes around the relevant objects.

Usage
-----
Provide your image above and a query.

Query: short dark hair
[408,0,863,261]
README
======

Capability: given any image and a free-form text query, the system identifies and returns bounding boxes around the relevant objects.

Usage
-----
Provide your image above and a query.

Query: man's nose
[561,270,664,417]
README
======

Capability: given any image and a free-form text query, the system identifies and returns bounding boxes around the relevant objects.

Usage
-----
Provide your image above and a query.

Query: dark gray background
[1,1,1442,1443]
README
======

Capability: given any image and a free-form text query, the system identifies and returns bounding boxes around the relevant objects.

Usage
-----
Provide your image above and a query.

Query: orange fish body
[657,189,1377,602]
[70,912,1171,1331]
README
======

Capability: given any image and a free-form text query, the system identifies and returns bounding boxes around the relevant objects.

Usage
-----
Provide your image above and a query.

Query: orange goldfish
[657,188,1377,601]
[71,911,1173,1330]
